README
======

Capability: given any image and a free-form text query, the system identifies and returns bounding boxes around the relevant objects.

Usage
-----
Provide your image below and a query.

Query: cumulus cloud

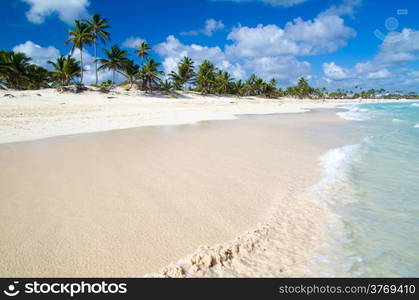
[323,28,419,90]
[13,40,60,67]
[122,37,146,49]
[155,35,310,84]
[181,19,225,37]
[155,35,227,74]
[243,56,311,85]
[320,0,362,17]
[20,0,90,25]
[322,62,350,80]
[213,0,308,7]
[226,14,356,58]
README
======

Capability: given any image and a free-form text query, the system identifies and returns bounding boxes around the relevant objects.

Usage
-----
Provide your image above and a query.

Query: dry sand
[0,88,397,145]
[0,108,355,277]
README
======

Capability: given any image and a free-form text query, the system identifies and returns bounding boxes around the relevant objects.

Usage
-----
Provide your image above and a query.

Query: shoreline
[1,88,416,145]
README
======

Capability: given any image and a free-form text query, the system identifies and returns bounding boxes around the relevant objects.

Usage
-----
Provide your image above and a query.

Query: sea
[308,102,419,277]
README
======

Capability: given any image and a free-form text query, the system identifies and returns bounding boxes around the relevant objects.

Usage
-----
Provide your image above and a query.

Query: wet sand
[0,110,353,277]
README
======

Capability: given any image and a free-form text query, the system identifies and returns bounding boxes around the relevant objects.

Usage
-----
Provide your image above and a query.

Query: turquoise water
[311,102,419,277]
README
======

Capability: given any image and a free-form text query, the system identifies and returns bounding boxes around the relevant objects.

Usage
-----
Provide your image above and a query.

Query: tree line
[1,13,418,99]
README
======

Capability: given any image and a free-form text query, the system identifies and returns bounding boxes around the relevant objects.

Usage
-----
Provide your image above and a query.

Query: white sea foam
[337,105,371,121]
[392,118,404,123]
[307,144,360,205]
[305,144,362,276]
[414,124,419,128]
[411,103,419,107]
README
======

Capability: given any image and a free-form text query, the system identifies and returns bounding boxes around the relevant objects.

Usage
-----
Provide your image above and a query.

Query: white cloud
[20,0,90,25]
[214,0,308,7]
[181,19,225,37]
[243,56,311,85]
[203,19,225,36]
[13,40,60,67]
[225,14,356,58]
[122,37,146,49]
[320,0,362,17]
[322,62,350,80]
[323,28,419,91]
[155,35,228,74]
[367,69,391,79]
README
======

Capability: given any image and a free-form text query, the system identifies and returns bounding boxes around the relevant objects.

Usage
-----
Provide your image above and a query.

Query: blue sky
[2,0,419,92]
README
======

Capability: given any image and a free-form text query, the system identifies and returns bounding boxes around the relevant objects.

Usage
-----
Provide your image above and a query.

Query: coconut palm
[87,13,111,85]
[139,59,163,93]
[122,60,140,90]
[97,45,129,85]
[0,51,31,89]
[169,56,195,91]
[135,41,151,61]
[160,79,174,92]
[65,20,93,84]
[25,65,51,89]
[196,60,216,94]
[215,70,234,94]
[48,55,81,87]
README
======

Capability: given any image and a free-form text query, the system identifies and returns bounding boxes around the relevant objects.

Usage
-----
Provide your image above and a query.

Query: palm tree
[97,45,129,85]
[87,13,111,85]
[140,59,163,93]
[0,51,31,89]
[48,55,81,87]
[25,65,51,89]
[196,60,216,94]
[160,79,174,92]
[135,41,151,61]
[65,20,93,84]
[215,70,233,94]
[169,56,195,91]
[122,60,140,90]
[232,80,245,96]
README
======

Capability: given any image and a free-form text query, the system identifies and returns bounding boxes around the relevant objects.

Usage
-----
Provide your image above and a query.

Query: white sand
[0,88,401,144]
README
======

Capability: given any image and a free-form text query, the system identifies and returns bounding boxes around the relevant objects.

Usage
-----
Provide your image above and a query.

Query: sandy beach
[0,90,411,277]
[0,88,400,145]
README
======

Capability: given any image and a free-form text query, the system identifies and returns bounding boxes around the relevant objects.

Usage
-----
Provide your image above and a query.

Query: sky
[2,0,419,92]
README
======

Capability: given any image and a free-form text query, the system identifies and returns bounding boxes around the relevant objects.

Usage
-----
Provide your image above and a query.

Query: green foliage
[99,80,112,93]
[135,41,151,61]
[65,20,94,84]
[48,55,81,87]
[195,60,216,94]
[169,56,195,90]
[87,13,111,85]
[138,59,163,93]
[97,45,129,85]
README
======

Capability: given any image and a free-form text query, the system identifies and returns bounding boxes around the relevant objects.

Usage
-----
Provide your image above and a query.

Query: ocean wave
[411,103,419,107]
[307,145,360,205]
[414,124,419,128]
[304,144,363,276]
[337,105,371,121]
[392,118,403,123]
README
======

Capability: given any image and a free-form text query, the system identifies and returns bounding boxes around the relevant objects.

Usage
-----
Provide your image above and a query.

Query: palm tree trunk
[112,70,115,86]
[94,37,98,85]
[80,47,83,84]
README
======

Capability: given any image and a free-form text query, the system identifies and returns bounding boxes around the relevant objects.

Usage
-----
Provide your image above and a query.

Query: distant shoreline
[1,88,417,144]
